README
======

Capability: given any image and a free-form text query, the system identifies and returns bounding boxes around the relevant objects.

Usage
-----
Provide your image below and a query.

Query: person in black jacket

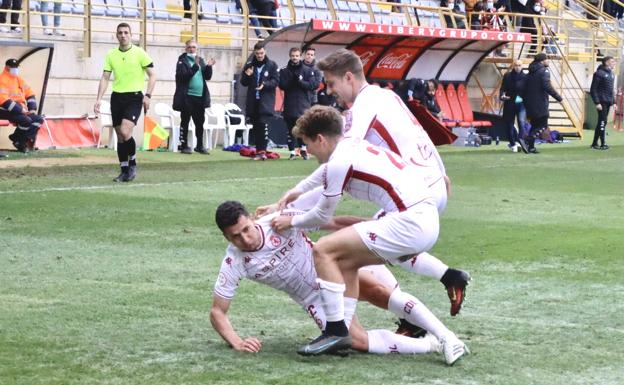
[279,47,319,160]
[241,42,278,160]
[397,78,427,105]
[589,56,616,150]
[173,39,214,154]
[521,53,562,154]
[419,79,443,120]
[303,47,322,106]
[500,60,527,152]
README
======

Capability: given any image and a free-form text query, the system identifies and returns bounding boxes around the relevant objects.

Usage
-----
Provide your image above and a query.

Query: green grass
[1,132,623,385]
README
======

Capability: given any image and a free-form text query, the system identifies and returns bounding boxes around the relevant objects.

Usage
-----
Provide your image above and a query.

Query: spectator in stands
[440,0,466,29]
[40,1,65,36]
[0,0,22,33]
[173,39,214,155]
[470,0,484,30]
[521,53,562,154]
[183,0,203,19]
[500,59,527,152]
[236,0,263,38]
[279,47,319,160]
[303,47,322,106]
[94,23,157,182]
[240,42,278,160]
[250,0,277,34]
[421,79,443,121]
[0,58,44,153]
[520,0,541,54]
[589,56,616,150]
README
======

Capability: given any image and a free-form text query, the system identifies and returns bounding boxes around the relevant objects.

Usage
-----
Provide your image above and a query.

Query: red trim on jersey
[341,165,354,192]
[367,116,401,156]
[351,170,407,211]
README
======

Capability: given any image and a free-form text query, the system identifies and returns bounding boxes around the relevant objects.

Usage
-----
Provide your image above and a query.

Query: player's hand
[235,337,262,353]
[94,100,101,114]
[614,104,618,111]
[143,96,151,113]
[271,215,293,233]
[444,175,452,198]
[276,190,300,210]
[408,96,414,102]
[255,203,278,218]
[207,57,216,66]
[255,83,264,91]
[597,104,603,111]
[245,66,254,76]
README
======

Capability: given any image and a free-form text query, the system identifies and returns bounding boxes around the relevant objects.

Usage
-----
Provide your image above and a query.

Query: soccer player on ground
[270,106,468,358]
[94,22,157,182]
[287,49,470,317]
[211,201,465,364]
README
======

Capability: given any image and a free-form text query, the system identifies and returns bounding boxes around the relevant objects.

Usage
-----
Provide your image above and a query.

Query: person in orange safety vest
[0,58,43,152]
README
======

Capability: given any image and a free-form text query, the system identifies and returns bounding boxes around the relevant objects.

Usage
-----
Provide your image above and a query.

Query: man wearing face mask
[173,39,215,154]
[0,59,44,153]
[279,47,319,160]
[440,0,466,29]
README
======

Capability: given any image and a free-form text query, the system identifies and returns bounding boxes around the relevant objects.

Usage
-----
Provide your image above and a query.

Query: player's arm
[321,215,368,231]
[210,294,263,353]
[94,71,111,114]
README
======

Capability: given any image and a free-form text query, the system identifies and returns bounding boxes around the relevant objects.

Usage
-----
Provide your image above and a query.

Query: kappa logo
[368,232,377,242]
[218,272,227,286]
[244,255,252,264]
[270,235,282,247]
[225,257,232,266]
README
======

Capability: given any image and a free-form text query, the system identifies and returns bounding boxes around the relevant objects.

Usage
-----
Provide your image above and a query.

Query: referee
[94,22,156,182]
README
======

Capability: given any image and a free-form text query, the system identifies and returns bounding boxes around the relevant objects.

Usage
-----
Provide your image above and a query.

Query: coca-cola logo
[376,53,412,70]
[359,51,377,66]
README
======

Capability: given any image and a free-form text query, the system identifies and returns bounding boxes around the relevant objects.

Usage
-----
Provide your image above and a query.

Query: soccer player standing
[94,23,156,182]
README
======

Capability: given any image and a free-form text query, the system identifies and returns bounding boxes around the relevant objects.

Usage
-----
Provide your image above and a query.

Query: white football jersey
[325,137,431,213]
[214,210,318,306]
[345,85,445,185]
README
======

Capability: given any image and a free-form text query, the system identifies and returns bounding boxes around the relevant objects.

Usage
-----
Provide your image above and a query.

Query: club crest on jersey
[244,255,252,264]
[344,110,353,133]
[270,235,282,247]
[225,257,232,266]
[368,232,377,242]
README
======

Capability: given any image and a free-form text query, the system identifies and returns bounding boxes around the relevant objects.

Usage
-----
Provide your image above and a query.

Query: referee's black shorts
[110,91,143,127]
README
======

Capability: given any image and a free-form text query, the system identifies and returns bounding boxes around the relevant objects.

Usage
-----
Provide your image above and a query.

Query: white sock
[343,297,357,328]
[399,252,448,279]
[301,145,307,151]
[317,278,345,322]
[367,329,434,354]
[388,289,450,340]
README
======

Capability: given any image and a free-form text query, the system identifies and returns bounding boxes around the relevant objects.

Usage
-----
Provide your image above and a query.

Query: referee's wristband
[144,93,151,98]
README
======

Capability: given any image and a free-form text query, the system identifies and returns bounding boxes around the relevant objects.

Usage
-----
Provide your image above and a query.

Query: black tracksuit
[500,69,527,146]
[590,64,615,147]
[173,53,213,149]
[240,55,278,152]
[279,59,318,151]
[523,60,562,150]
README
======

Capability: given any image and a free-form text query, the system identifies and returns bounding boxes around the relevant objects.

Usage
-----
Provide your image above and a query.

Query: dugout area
[0,41,54,150]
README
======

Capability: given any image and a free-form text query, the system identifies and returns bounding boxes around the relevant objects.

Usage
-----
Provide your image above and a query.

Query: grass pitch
[1,133,623,385]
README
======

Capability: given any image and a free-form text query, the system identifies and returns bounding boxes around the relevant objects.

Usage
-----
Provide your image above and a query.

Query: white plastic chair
[97,100,117,150]
[204,103,228,149]
[154,102,196,152]
[224,103,251,147]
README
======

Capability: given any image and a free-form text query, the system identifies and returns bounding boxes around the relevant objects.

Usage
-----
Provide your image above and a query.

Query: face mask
[533,5,541,12]
[9,68,18,76]
[487,2,494,8]
[187,53,196,59]
[448,3,455,9]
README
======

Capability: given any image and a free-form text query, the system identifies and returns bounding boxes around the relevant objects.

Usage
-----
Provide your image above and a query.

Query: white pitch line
[0,175,305,195]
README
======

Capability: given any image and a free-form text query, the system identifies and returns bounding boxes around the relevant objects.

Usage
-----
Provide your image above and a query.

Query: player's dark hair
[304,46,316,53]
[253,42,265,51]
[601,56,614,65]
[318,49,363,78]
[215,201,249,232]
[117,22,131,32]
[293,105,343,140]
[289,47,301,55]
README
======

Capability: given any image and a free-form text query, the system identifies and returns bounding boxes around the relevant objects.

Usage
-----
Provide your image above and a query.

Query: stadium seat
[314,0,328,9]
[97,100,117,150]
[71,0,85,14]
[229,3,243,24]
[445,84,466,124]
[204,103,228,149]
[335,0,350,11]
[278,6,292,26]
[200,0,217,20]
[29,1,40,11]
[292,0,305,7]
[304,0,316,8]
[91,0,107,15]
[215,1,231,23]
[224,103,251,147]
[457,84,491,127]
[104,0,124,17]
[435,83,456,128]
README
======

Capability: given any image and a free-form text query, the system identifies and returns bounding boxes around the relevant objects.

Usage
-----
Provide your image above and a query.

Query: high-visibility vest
[0,68,35,110]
